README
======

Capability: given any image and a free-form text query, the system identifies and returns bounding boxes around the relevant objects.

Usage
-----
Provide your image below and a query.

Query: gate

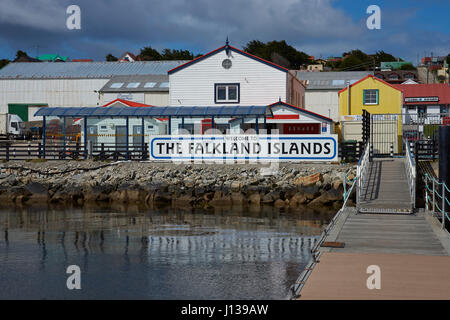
[369,113,448,158]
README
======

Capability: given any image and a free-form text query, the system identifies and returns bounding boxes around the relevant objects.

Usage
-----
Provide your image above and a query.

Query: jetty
[292,142,450,300]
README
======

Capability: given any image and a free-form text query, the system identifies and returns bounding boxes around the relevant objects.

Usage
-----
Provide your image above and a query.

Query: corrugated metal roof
[296,71,373,90]
[34,105,273,117]
[99,74,170,93]
[0,61,189,79]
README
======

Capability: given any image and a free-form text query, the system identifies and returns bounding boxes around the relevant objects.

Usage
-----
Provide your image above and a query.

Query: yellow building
[338,75,403,154]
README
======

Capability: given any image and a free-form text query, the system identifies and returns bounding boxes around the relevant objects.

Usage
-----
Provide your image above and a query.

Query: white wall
[145,92,169,106]
[0,79,107,113]
[304,90,339,122]
[169,50,287,106]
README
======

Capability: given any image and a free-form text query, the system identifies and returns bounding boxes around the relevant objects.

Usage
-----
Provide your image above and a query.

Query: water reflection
[0,205,334,299]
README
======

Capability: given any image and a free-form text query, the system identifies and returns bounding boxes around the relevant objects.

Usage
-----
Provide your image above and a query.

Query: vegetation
[137,47,199,61]
[326,49,401,71]
[0,59,9,69]
[105,54,118,61]
[399,63,416,70]
[243,40,310,69]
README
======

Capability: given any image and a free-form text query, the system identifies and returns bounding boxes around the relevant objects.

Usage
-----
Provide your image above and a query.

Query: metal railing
[356,142,371,207]
[290,170,358,299]
[404,139,416,209]
[424,174,450,230]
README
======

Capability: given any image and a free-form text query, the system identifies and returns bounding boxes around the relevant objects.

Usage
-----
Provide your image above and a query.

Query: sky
[0,0,448,64]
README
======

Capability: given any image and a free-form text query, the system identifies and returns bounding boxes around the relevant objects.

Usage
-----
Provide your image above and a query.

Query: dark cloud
[0,0,448,62]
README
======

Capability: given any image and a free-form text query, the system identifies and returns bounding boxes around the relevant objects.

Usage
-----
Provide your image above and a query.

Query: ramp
[359,158,414,214]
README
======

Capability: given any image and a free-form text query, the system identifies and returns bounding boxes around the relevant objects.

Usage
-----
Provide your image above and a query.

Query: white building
[295,71,373,122]
[0,60,187,122]
[166,42,332,134]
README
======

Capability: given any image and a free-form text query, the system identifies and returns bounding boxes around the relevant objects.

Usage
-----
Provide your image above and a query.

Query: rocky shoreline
[0,161,356,211]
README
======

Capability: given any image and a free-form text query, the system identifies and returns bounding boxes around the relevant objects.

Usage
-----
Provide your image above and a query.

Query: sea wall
[0,161,356,210]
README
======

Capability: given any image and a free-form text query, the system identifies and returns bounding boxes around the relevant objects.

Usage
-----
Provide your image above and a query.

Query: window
[147,125,154,130]
[363,89,379,105]
[388,73,399,80]
[418,106,427,114]
[110,82,124,88]
[11,122,17,129]
[404,73,415,80]
[215,83,240,103]
[126,82,140,88]
[144,82,156,88]
[100,125,107,130]
[159,82,169,88]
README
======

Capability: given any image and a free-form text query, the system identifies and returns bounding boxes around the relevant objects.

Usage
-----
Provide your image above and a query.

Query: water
[0,205,334,299]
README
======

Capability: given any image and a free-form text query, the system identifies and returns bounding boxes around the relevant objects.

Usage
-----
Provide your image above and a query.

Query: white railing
[357,142,371,207]
[424,174,450,230]
[404,140,416,209]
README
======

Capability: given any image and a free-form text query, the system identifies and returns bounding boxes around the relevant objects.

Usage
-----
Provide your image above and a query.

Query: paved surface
[359,158,413,213]
[328,210,447,256]
[299,252,450,300]
[296,208,450,299]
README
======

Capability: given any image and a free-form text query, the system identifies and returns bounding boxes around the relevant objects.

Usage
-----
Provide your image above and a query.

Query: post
[141,117,145,158]
[264,116,267,131]
[125,116,129,161]
[42,116,46,158]
[211,116,215,131]
[432,178,436,214]
[168,116,172,135]
[255,116,259,134]
[83,116,87,159]
[62,116,66,158]
[425,174,429,210]
[390,142,393,157]
[442,184,446,229]
[241,117,245,132]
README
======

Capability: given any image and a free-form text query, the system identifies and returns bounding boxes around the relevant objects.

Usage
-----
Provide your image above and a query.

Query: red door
[283,123,320,134]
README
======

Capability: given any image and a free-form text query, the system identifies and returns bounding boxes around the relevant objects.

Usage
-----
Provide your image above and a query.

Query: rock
[290,193,308,206]
[294,172,323,187]
[248,193,261,205]
[262,193,274,204]
[274,199,285,207]
[230,181,242,192]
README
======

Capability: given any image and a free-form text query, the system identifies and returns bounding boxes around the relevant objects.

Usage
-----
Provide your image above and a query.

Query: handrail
[356,142,371,207]
[424,173,449,230]
[404,139,416,209]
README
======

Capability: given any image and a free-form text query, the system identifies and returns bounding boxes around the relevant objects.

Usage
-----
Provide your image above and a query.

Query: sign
[443,117,450,126]
[149,134,338,162]
[341,115,362,121]
[405,96,439,103]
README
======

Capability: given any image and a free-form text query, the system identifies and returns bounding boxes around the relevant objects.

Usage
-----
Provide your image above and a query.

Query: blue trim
[149,136,337,160]
[168,46,288,75]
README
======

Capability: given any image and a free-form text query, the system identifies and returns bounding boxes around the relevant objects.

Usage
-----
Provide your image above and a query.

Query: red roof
[392,84,450,105]
[103,98,152,108]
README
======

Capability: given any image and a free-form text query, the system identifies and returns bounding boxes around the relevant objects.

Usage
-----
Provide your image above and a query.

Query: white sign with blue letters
[149,134,338,162]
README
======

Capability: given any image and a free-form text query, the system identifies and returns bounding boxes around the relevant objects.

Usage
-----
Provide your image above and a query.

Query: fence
[370,113,448,158]
[424,174,450,230]
[0,142,149,161]
[338,140,365,163]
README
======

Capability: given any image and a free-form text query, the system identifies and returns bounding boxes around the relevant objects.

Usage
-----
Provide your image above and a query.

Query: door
[133,125,143,147]
[115,126,127,151]
[86,126,98,146]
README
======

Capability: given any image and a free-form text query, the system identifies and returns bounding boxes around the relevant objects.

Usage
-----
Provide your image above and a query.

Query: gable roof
[168,45,288,74]
[338,74,402,95]
[103,98,152,108]
[269,101,333,122]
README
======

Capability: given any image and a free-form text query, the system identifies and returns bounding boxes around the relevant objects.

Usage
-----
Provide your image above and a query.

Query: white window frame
[363,89,379,105]
[215,83,239,103]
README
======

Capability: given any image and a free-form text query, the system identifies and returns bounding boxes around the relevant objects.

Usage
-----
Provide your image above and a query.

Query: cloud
[0,0,447,62]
